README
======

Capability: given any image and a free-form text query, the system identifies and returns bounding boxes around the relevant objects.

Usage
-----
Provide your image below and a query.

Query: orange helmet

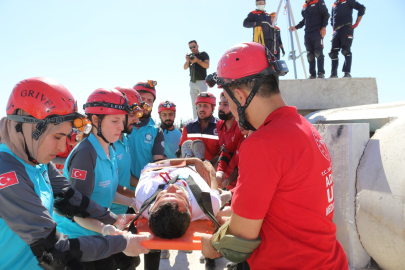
[6,77,85,140]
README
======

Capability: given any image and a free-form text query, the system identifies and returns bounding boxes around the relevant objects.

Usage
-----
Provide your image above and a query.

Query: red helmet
[114,86,142,106]
[83,88,130,115]
[6,77,85,140]
[195,92,216,106]
[133,80,157,100]
[158,100,176,113]
[217,42,270,84]
[6,77,77,119]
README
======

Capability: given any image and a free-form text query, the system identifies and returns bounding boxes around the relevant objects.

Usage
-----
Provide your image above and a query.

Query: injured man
[133,158,231,239]
[73,158,231,240]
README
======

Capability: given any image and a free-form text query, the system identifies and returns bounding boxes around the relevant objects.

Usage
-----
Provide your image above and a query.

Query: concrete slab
[313,123,371,269]
[356,115,405,270]
[136,251,230,270]
[279,77,378,115]
[306,101,405,132]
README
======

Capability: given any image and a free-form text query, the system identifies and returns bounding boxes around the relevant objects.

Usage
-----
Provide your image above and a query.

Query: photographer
[183,40,210,119]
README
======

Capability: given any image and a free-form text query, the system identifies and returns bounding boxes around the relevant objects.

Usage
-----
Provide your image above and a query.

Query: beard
[161,119,174,129]
[139,110,151,122]
[218,110,232,121]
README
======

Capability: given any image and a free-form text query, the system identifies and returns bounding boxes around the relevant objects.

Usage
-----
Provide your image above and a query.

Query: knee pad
[211,220,262,263]
[314,49,323,59]
[30,229,83,270]
[54,188,90,219]
[307,52,315,62]
[341,47,351,56]
[329,49,339,60]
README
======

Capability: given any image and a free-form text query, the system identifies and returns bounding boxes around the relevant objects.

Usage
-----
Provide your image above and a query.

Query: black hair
[188,40,197,45]
[227,75,280,98]
[148,202,191,239]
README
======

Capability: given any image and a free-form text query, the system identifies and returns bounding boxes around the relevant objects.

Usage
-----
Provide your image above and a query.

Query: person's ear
[234,88,248,107]
[91,115,99,128]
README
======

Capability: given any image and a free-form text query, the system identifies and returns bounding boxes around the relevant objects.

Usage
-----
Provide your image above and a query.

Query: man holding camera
[184,40,210,119]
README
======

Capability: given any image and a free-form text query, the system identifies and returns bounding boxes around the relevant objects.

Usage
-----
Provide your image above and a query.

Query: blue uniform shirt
[295,0,330,33]
[111,134,132,214]
[53,133,119,238]
[128,117,165,181]
[161,126,182,159]
[331,0,365,28]
[0,144,53,270]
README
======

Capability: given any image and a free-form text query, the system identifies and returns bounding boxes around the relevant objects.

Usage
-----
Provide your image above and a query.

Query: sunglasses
[189,45,197,49]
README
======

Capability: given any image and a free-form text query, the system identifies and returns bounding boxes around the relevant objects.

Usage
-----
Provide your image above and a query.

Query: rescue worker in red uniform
[201,42,348,270]
[215,92,244,189]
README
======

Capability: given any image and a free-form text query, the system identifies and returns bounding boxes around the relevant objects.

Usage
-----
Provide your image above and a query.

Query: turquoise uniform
[111,134,132,214]
[128,117,165,181]
[162,127,182,159]
[53,133,119,238]
[0,144,53,270]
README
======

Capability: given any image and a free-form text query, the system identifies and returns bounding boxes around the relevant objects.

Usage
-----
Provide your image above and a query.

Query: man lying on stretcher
[74,158,231,239]
[134,158,231,239]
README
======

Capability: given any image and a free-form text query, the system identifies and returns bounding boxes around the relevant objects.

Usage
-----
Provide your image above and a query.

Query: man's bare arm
[117,185,135,198]
[130,174,139,189]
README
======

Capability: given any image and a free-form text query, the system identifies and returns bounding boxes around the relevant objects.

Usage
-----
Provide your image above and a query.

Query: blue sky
[1,0,404,124]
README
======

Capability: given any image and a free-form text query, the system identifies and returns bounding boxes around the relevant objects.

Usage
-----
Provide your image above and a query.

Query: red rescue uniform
[216,119,244,173]
[232,106,348,270]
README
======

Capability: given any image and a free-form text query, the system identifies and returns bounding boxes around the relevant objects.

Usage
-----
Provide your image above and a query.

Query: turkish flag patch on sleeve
[0,171,19,190]
[71,169,87,180]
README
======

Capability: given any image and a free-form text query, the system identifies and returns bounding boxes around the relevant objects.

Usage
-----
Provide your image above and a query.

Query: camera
[188,53,195,61]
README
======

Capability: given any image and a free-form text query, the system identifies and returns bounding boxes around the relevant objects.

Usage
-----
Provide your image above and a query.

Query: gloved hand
[123,233,153,257]
[114,214,136,230]
[102,225,123,236]
[351,22,359,29]
[281,47,286,57]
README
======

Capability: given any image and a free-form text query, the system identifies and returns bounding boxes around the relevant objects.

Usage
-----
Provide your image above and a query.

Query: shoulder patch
[0,171,19,190]
[72,169,87,180]
[311,127,331,161]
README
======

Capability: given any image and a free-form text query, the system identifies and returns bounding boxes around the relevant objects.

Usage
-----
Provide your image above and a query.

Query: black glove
[175,148,181,158]
[281,47,285,57]
[255,21,263,27]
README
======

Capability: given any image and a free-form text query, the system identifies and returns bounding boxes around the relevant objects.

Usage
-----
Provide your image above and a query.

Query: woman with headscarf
[0,77,151,270]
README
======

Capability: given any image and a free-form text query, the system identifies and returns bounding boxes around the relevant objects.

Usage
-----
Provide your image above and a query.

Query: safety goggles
[189,45,197,50]
[130,102,151,117]
[158,101,176,109]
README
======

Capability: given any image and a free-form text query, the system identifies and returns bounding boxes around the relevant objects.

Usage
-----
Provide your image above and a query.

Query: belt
[335,22,351,31]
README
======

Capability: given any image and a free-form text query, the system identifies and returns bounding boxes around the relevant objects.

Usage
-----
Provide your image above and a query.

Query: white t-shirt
[135,164,221,221]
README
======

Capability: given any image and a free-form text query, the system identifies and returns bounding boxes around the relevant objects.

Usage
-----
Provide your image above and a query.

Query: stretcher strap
[185,175,221,228]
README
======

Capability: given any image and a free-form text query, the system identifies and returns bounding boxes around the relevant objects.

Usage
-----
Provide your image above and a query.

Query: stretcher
[134,218,216,250]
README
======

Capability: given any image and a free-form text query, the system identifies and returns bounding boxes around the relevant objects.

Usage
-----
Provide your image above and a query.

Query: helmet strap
[223,75,265,131]
[15,123,39,165]
[122,114,131,134]
[95,115,112,145]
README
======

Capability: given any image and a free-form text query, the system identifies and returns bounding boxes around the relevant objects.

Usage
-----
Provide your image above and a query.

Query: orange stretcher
[134,218,216,250]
